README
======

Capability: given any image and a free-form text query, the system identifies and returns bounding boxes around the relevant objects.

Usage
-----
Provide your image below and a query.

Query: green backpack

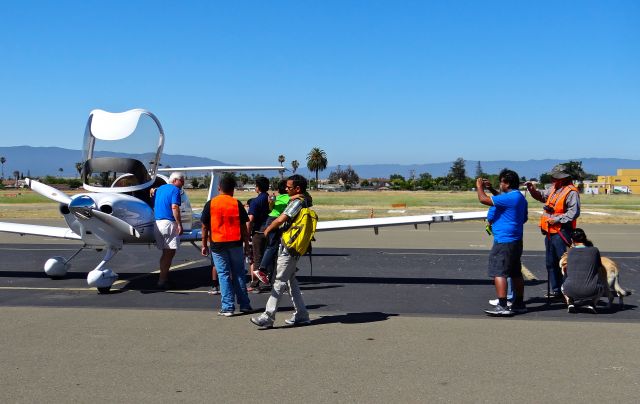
[281,206,318,256]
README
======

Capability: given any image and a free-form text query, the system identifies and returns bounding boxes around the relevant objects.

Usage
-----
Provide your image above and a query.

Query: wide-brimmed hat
[549,164,571,179]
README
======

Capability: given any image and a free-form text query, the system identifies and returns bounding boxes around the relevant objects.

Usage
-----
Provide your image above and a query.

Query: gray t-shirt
[562,246,603,299]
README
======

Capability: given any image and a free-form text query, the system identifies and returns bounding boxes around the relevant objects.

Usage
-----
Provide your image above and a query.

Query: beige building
[589,169,640,195]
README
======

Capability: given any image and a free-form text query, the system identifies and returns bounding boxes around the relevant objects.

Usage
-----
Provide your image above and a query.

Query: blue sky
[1,1,638,166]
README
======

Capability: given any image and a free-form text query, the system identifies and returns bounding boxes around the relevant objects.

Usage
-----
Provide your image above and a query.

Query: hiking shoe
[488,299,513,307]
[284,315,311,326]
[585,304,597,314]
[239,307,254,314]
[250,314,273,328]
[567,304,576,313]
[156,281,172,290]
[484,304,514,317]
[217,310,234,317]
[253,270,271,286]
[208,286,220,295]
[511,304,528,314]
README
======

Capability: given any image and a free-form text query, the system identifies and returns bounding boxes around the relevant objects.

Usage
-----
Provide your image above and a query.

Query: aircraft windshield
[81,109,164,193]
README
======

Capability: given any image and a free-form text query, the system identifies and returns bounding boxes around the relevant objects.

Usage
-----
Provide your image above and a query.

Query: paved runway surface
[0,243,638,319]
[1,223,639,402]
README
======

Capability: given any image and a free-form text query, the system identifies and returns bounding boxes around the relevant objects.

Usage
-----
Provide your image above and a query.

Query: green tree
[562,160,587,182]
[291,159,299,173]
[238,173,250,185]
[0,156,5,179]
[538,160,593,185]
[75,162,83,178]
[449,157,466,182]
[417,172,434,190]
[190,177,200,188]
[306,147,328,189]
[328,165,359,188]
[278,154,285,166]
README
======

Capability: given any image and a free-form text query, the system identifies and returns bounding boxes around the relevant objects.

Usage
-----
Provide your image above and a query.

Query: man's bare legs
[159,249,176,285]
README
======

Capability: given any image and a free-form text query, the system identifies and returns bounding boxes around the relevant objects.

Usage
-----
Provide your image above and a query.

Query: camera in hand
[543,205,554,213]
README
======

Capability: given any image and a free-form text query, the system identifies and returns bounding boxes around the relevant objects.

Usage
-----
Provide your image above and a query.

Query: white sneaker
[488,299,513,307]
[284,315,311,326]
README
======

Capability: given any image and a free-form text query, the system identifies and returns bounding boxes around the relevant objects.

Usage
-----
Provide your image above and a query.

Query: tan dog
[560,251,630,308]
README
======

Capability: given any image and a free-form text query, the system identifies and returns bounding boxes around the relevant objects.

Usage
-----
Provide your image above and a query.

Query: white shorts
[154,220,180,250]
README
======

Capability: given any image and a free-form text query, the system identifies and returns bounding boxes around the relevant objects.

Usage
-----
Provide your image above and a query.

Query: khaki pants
[263,246,309,321]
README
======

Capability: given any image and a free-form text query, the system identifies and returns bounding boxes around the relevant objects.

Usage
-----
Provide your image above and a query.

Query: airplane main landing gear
[43,246,84,278]
[86,247,120,293]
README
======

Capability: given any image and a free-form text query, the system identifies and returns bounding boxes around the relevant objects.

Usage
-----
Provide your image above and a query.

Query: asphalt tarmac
[1,222,639,402]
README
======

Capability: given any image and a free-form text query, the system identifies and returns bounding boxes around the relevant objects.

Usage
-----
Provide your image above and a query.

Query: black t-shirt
[563,246,603,299]
[201,198,248,251]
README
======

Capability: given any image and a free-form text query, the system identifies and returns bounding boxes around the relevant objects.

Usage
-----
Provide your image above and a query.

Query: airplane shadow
[0,271,88,280]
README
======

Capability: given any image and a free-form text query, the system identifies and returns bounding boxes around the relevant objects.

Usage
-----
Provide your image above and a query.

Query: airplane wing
[0,222,82,240]
[180,229,203,242]
[158,166,284,173]
[177,211,487,242]
[316,211,487,232]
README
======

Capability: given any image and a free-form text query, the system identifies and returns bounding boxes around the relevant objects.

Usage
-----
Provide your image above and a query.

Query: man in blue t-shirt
[476,169,528,316]
[152,172,184,289]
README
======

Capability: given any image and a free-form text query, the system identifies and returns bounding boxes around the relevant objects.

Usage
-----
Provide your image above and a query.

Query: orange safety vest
[209,194,241,243]
[539,184,579,234]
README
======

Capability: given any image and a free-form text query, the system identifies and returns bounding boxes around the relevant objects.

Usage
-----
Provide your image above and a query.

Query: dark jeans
[545,232,570,293]
[259,217,281,277]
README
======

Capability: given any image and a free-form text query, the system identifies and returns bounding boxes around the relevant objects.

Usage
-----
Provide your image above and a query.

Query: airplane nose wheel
[86,247,120,293]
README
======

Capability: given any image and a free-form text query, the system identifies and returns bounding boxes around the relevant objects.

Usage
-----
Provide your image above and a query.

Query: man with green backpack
[251,174,317,328]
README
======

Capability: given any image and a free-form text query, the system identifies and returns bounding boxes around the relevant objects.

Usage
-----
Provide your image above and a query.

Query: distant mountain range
[1,146,639,180]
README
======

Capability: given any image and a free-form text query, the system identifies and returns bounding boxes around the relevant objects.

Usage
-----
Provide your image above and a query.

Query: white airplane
[0,109,487,293]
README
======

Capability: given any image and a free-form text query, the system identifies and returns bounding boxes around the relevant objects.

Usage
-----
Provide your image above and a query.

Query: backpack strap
[307,243,313,277]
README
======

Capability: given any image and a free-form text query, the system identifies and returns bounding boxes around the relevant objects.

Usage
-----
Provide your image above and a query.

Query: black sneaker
[544,291,563,299]
[511,304,528,314]
[567,304,576,313]
[484,304,514,317]
[239,307,254,314]
[584,304,597,314]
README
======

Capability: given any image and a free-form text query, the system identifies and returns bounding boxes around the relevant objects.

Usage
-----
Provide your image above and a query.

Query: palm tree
[278,155,285,166]
[58,167,64,177]
[306,147,328,189]
[291,160,299,173]
[0,156,5,179]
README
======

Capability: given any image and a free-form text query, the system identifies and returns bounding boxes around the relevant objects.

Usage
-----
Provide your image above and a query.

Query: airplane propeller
[66,196,141,239]
[25,178,72,205]
[92,209,141,238]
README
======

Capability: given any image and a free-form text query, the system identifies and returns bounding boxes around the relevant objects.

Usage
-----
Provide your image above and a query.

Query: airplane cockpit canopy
[81,109,164,193]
